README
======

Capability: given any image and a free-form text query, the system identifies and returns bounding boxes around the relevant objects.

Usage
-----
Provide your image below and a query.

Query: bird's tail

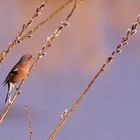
[5,83,14,105]
[5,92,11,105]
[2,80,7,86]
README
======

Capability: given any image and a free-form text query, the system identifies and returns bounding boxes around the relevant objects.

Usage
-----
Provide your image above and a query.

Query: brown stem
[0,0,74,64]
[0,0,81,124]
[47,15,140,140]
[25,105,33,140]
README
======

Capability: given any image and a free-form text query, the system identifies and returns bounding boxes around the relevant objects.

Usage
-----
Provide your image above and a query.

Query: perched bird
[3,54,33,105]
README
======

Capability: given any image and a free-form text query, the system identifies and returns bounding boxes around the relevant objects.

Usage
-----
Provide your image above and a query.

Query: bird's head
[20,54,33,64]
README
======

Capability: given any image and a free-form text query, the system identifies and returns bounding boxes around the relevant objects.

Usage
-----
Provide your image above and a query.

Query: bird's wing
[3,64,19,85]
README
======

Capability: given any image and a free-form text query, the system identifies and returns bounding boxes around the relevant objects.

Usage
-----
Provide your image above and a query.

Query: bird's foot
[17,89,21,94]
[8,97,12,104]
[16,87,21,94]
[27,73,30,77]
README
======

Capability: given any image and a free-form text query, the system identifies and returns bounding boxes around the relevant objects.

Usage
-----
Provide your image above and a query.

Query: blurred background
[0,0,140,139]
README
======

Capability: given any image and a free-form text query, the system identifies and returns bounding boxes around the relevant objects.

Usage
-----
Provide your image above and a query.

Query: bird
[3,54,33,105]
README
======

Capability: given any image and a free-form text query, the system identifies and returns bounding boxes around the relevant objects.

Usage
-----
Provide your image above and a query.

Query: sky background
[0,0,140,139]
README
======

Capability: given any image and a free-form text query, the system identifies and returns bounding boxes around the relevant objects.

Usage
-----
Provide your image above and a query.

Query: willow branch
[0,0,81,124]
[47,15,140,140]
[0,0,75,64]
[25,105,33,140]
[0,0,48,63]
[20,0,76,42]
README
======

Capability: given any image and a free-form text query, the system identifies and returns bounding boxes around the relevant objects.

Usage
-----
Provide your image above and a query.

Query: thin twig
[0,0,75,64]
[0,0,81,124]
[47,15,140,140]
[20,0,76,42]
[25,105,32,140]
[0,0,48,63]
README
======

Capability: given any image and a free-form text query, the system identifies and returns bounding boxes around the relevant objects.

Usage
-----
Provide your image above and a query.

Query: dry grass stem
[25,105,33,140]
[0,0,81,124]
[0,0,75,64]
[47,15,140,140]
[20,0,76,42]
[0,0,48,64]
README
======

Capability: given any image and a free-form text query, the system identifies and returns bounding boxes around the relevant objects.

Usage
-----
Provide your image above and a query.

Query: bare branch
[0,0,75,64]
[0,0,81,124]
[47,15,140,140]
[25,105,33,140]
